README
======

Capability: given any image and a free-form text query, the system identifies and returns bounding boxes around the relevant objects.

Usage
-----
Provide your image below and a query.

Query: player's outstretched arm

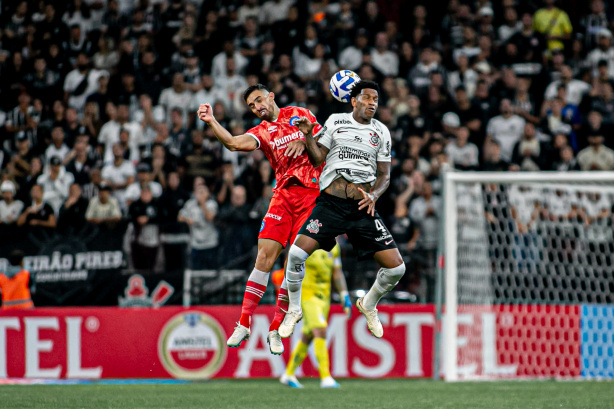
[197,103,258,152]
[297,117,328,166]
[358,161,391,216]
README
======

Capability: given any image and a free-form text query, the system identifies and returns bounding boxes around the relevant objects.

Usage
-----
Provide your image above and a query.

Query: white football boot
[278,309,303,338]
[320,376,340,388]
[227,323,250,347]
[356,297,384,338]
[280,374,303,388]
[267,330,284,355]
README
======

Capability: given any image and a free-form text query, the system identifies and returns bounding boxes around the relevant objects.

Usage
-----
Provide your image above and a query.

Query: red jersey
[246,106,323,190]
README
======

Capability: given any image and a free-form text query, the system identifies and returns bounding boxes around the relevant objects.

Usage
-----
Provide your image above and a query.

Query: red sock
[239,269,269,328]
[269,288,289,332]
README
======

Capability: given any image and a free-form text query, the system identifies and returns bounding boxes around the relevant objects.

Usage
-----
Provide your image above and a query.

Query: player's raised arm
[197,103,258,152]
[297,117,329,167]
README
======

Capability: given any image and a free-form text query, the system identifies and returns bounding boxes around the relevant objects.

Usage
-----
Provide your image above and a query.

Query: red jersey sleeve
[245,123,267,150]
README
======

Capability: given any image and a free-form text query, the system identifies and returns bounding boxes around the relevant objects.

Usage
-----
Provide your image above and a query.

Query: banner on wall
[0,224,183,307]
[2,304,608,380]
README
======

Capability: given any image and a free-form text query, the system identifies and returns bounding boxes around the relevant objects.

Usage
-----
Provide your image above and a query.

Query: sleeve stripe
[245,133,261,150]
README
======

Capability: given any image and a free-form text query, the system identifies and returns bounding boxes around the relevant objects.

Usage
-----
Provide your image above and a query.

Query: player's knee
[386,263,405,281]
[378,264,405,290]
[287,245,309,271]
[255,244,281,271]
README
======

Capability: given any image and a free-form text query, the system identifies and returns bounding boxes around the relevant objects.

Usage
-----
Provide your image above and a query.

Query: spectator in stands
[65,139,97,186]
[553,145,581,171]
[37,156,74,215]
[125,162,163,206]
[58,183,89,233]
[371,32,399,77]
[545,65,590,106]
[85,182,121,226]
[481,140,510,172]
[0,181,24,225]
[82,168,102,200]
[511,123,547,171]
[408,180,441,300]
[128,185,163,272]
[191,74,229,130]
[159,72,193,127]
[445,126,479,170]
[45,126,70,166]
[166,108,190,158]
[6,91,39,150]
[178,185,219,270]
[577,132,614,170]
[98,103,143,164]
[8,133,34,186]
[17,184,56,229]
[217,185,253,267]
[581,0,609,50]
[486,98,526,162]
[101,144,136,210]
[63,53,108,113]
[588,29,614,78]
[339,29,369,71]
[533,0,573,52]
[211,40,248,80]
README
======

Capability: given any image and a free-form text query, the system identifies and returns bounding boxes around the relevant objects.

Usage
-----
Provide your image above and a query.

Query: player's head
[350,80,380,122]
[243,84,276,121]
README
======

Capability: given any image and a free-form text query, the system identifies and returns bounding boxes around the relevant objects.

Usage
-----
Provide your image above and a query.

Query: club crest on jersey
[306,219,322,234]
[289,116,300,126]
[369,132,380,147]
[268,125,278,133]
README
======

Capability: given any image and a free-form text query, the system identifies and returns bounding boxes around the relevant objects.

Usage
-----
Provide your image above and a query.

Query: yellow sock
[314,337,331,379]
[286,340,308,376]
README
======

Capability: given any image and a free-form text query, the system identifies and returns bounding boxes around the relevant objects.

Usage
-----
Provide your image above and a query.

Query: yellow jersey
[302,244,341,301]
[533,7,572,51]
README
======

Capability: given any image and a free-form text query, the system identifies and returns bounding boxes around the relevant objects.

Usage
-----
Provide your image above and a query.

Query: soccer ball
[329,70,361,103]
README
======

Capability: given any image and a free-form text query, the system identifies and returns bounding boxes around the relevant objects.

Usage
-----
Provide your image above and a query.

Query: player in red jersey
[197,84,322,355]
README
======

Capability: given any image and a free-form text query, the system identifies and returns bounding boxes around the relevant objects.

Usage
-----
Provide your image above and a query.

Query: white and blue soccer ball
[329,70,361,103]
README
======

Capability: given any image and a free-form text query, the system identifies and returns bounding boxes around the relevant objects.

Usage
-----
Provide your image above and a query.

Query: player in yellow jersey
[279,243,352,388]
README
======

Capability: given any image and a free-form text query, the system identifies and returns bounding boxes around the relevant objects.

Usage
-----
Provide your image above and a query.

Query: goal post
[440,171,614,381]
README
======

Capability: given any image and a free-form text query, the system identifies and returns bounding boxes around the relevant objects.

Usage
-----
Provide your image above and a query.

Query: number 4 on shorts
[374,219,386,232]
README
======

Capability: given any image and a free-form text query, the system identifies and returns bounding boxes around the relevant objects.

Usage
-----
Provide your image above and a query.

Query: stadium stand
[0,0,608,305]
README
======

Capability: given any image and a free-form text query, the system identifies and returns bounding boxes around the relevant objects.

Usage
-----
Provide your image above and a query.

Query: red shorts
[258,185,320,248]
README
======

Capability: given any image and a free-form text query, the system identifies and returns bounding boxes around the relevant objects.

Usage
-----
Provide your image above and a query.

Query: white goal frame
[441,171,614,382]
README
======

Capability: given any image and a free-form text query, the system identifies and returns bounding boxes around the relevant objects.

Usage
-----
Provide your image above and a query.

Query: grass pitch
[1,379,613,409]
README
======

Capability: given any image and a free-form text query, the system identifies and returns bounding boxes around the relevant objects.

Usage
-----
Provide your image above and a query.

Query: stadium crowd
[0,0,611,298]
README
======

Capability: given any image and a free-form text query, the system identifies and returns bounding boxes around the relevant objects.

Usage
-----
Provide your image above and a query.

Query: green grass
[1,379,614,409]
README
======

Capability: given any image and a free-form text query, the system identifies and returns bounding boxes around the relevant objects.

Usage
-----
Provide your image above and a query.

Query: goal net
[440,172,614,381]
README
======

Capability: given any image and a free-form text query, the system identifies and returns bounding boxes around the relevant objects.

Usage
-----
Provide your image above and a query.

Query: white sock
[247,268,269,286]
[363,264,406,310]
[285,245,310,312]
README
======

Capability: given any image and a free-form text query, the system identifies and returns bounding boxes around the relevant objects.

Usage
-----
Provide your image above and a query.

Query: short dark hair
[9,250,24,267]
[350,80,380,99]
[243,84,270,102]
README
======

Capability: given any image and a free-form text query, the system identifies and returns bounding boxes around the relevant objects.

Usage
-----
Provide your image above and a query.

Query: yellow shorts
[301,295,330,334]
